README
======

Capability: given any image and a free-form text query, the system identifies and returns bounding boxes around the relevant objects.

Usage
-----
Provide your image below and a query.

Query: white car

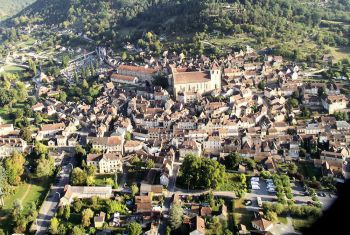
[251,185,260,190]
[251,177,260,182]
[251,181,260,186]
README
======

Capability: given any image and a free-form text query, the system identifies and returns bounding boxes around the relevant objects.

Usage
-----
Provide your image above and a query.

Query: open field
[218,172,244,191]
[0,178,51,232]
[233,199,254,230]
[327,46,350,62]
[0,65,26,74]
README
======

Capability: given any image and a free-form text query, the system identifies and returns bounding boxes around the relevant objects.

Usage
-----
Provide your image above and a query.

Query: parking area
[245,177,337,211]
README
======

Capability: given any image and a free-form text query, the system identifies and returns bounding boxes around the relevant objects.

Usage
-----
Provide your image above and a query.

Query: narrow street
[35,153,75,235]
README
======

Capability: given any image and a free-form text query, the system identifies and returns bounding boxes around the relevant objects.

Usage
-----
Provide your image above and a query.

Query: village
[0,32,348,235]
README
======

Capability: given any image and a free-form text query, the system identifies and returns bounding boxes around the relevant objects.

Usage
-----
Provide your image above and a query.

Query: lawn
[95,173,121,187]
[292,218,315,231]
[233,199,254,230]
[0,178,51,232]
[327,46,350,62]
[0,65,26,74]
[218,172,245,191]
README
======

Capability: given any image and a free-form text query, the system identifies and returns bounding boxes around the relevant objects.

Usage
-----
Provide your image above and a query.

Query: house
[336,121,350,131]
[321,95,347,114]
[117,65,159,82]
[38,123,65,139]
[124,140,143,153]
[203,136,222,155]
[87,136,124,154]
[0,124,14,136]
[60,185,112,205]
[251,215,273,231]
[0,138,27,159]
[179,140,202,161]
[135,194,152,214]
[111,73,139,85]
[320,151,346,164]
[87,153,123,173]
[170,65,221,99]
[94,212,106,228]
[189,216,206,235]
[32,102,45,112]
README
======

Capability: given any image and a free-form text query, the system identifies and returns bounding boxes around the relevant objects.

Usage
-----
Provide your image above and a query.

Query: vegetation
[177,154,225,190]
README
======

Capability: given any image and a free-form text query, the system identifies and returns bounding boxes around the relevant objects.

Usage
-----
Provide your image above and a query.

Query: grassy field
[94,173,122,187]
[292,218,315,231]
[0,178,51,232]
[0,65,26,74]
[233,199,254,230]
[218,172,245,191]
[327,46,350,62]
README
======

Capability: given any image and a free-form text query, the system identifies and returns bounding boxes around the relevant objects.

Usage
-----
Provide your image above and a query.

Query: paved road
[35,154,75,234]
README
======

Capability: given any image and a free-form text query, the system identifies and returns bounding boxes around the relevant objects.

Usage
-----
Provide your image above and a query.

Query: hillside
[5,0,350,61]
[0,0,35,20]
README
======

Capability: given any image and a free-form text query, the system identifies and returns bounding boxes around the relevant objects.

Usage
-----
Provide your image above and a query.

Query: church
[169,65,222,103]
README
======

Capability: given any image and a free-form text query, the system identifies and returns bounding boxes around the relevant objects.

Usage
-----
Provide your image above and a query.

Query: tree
[146,159,155,169]
[50,217,59,234]
[73,198,83,213]
[20,127,33,142]
[62,55,70,68]
[36,156,55,177]
[131,184,139,197]
[72,226,85,235]
[289,98,299,108]
[223,152,242,170]
[71,167,87,186]
[58,224,67,235]
[34,141,48,155]
[64,205,71,220]
[107,200,128,213]
[121,51,127,61]
[81,208,94,227]
[169,204,184,230]
[265,211,278,222]
[128,222,142,235]
[5,151,25,185]
[75,145,86,158]
[124,132,131,141]
[179,154,225,190]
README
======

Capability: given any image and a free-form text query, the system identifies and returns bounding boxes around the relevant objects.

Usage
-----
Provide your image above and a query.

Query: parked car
[244,200,252,206]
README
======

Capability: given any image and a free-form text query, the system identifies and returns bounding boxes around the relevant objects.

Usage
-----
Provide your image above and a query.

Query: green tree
[121,51,127,61]
[50,217,59,234]
[62,55,70,68]
[81,208,94,227]
[71,167,87,186]
[73,198,83,213]
[5,151,25,185]
[146,159,155,169]
[179,154,225,190]
[169,204,184,230]
[131,184,139,197]
[72,225,85,235]
[64,205,71,220]
[36,156,55,177]
[124,132,131,141]
[20,127,33,142]
[128,222,142,235]
[34,141,48,155]
[107,200,128,214]
[265,211,278,222]
[223,152,242,170]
